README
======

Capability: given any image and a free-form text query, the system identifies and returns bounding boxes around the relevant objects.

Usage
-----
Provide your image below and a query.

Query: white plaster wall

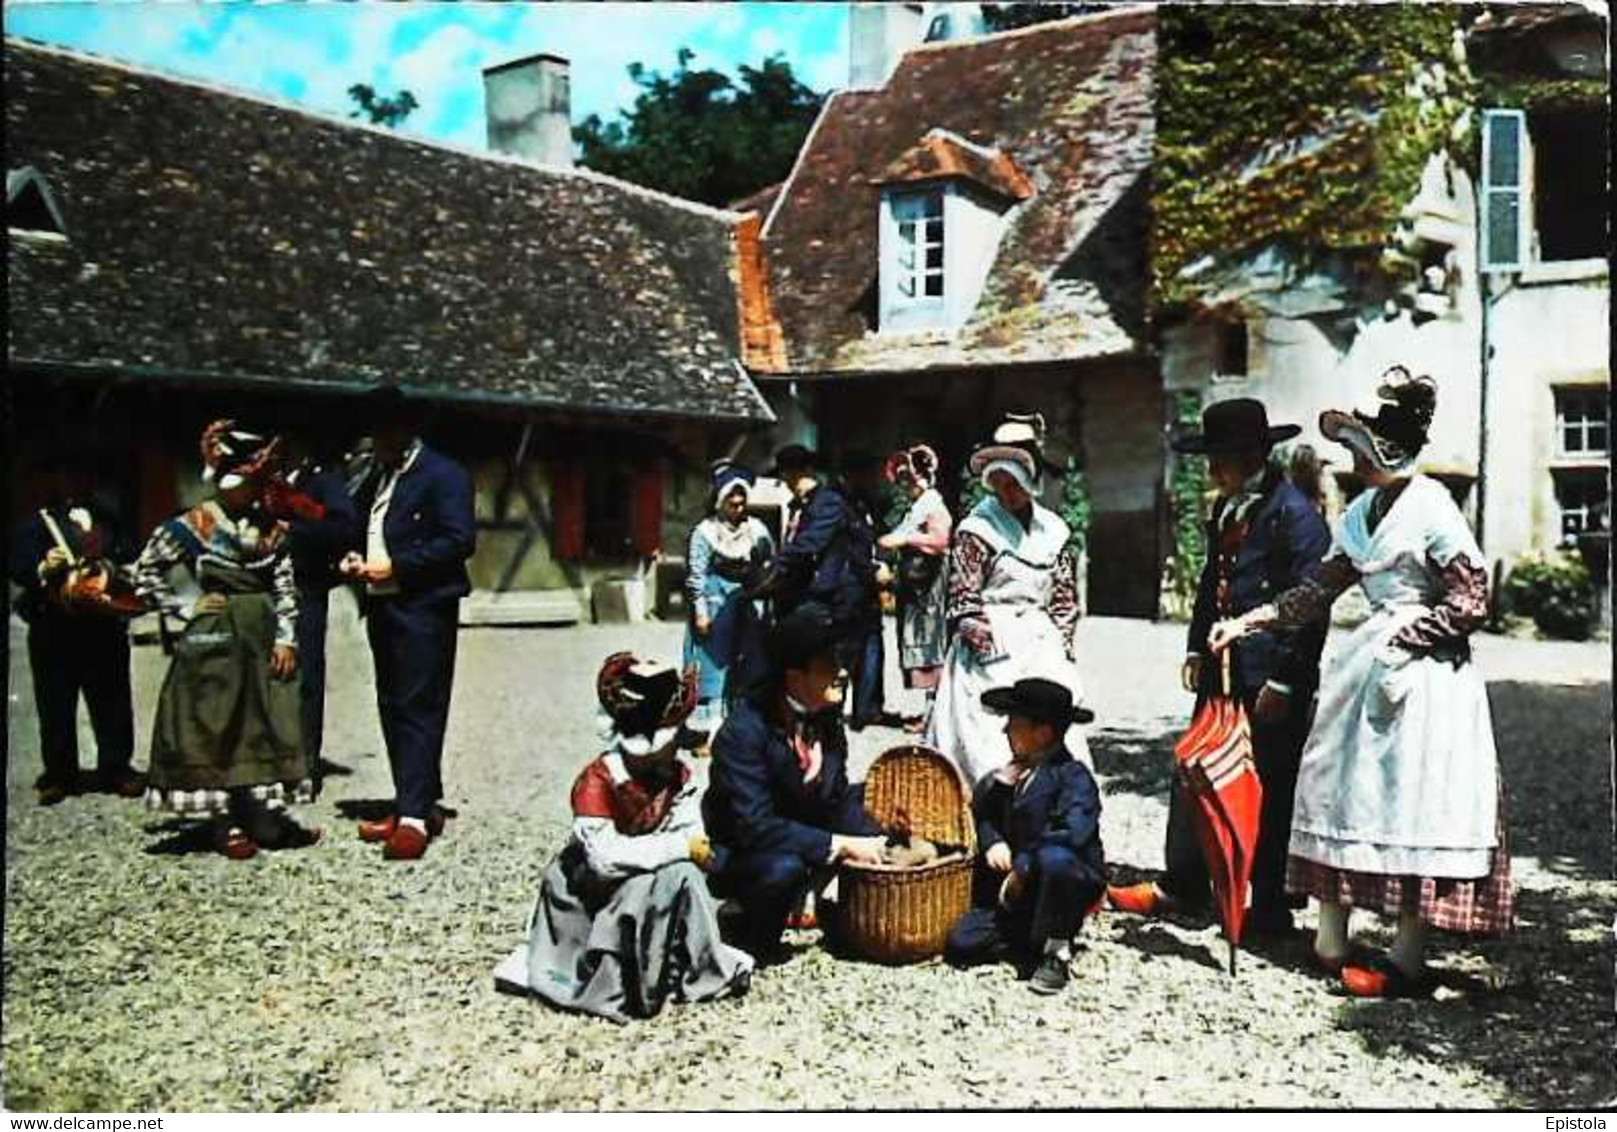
[1483,274,1610,563]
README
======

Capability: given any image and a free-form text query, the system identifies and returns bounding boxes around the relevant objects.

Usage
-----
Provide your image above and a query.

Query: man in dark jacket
[758,445,884,728]
[340,388,477,861]
[945,678,1103,995]
[1108,398,1330,934]
[702,603,887,959]
[8,464,142,805]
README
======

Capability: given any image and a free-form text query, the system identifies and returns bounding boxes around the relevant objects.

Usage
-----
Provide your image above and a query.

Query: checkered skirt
[144,778,314,818]
[1286,799,1514,936]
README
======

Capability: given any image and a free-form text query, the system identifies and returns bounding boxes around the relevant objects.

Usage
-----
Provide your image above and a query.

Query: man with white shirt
[340,387,476,861]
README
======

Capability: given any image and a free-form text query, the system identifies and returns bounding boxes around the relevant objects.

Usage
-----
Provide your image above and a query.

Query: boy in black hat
[1108,398,1329,935]
[701,602,888,960]
[945,678,1103,995]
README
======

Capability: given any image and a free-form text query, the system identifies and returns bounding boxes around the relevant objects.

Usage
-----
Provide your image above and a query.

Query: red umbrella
[1174,651,1264,974]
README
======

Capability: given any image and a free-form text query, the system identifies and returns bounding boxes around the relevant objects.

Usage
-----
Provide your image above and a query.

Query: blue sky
[3,3,851,150]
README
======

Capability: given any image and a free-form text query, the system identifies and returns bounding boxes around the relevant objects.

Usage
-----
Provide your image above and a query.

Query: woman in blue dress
[683,461,774,746]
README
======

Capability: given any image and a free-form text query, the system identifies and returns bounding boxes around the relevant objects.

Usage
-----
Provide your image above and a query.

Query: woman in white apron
[1211,370,1510,998]
[928,437,1090,787]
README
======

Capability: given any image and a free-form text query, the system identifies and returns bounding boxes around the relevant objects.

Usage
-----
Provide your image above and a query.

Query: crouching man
[946,678,1104,995]
[702,603,888,961]
[494,653,753,1023]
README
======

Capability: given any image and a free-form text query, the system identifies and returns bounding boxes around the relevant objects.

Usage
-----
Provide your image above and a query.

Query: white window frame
[1480,109,1529,272]
[1554,386,1610,459]
[891,188,946,304]
[1554,469,1608,546]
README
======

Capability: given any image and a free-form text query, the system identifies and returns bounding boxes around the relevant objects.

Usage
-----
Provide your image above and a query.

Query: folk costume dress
[494,749,754,1023]
[1274,474,1512,934]
[928,496,1088,786]
[133,498,310,815]
[889,486,952,689]
[683,511,774,733]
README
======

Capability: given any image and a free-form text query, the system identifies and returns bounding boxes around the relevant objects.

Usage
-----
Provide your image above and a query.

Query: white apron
[1288,476,1499,879]
[928,499,1090,786]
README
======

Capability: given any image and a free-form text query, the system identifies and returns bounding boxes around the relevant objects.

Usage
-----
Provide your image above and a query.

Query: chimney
[848,3,925,89]
[483,53,574,168]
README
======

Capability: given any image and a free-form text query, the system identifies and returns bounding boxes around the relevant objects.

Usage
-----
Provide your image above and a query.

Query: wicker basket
[837,744,976,964]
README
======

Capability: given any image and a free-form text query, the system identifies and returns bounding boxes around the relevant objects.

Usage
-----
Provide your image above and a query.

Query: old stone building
[5,39,775,623]
[741,6,1162,617]
[1149,3,1609,605]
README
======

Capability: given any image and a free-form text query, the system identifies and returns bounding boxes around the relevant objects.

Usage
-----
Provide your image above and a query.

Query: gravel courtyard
[5,606,1613,1111]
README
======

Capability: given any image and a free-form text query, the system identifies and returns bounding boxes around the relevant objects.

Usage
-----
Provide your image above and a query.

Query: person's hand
[687,834,715,871]
[338,551,366,579]
[1253,684,1290,725]
[41,546,73,577]
[874,563,895,588]
[270,643,299,680]
[195,593,230,615]
[693,613,712,638]
[1180,655,1203,694]
[985,841,1013,873]
[960,618,1000,663]
[877,532,906,552]
[1207,617,1249,654]
[832,835,886,866]
[359,559,394,584]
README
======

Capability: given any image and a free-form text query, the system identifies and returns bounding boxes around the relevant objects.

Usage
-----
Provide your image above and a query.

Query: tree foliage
[347,83,420,128]
[574,49,824,206]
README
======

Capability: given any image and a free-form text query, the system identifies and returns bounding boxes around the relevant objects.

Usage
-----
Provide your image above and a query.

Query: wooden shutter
[1481,109,1528,271]
[631,460,665,558]
[551,464,587,562]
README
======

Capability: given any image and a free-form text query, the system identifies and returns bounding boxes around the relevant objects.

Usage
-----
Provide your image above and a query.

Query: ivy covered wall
[1152,5,1475,311]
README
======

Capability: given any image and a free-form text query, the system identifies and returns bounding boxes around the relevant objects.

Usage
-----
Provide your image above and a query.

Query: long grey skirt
[493,845,753,1024]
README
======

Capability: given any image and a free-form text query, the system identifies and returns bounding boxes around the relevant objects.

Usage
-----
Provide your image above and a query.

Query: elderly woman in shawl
[683,460,775,745]
[928,416,1091,786]
[876,444,952,731]
[494,653,753,1023]
[132,421,320,859]
[1209,369,1512,998]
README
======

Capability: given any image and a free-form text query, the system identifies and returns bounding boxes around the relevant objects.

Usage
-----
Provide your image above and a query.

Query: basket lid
[863,744,975,850]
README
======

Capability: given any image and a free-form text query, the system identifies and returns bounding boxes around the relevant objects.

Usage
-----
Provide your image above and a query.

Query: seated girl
[494,653,753,1023]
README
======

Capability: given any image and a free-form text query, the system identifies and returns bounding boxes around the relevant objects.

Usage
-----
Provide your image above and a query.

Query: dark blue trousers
[848,619,886,726]
[26,615,134,786]
[365,596,459,821]
[708,849,813,957]
[295,582,331,785]
[945,846,1103,966]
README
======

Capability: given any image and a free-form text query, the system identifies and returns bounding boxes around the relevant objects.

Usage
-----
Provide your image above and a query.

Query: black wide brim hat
[981,678,1095,727]
[1170,397,1301,456]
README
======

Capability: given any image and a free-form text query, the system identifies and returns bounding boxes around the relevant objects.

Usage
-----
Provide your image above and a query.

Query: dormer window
[874,129,1034,334]
[7,166,68,241]
[894,189,946,301]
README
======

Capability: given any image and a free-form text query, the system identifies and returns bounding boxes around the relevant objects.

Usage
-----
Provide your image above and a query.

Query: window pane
[1589,422,1609,454]
[925,246,944,271]
[1487,114,1521,184]
[1486,190,1520,265]
[898,276,915,298]
[924,274,944,297]
[922,191,943,219]
[898,220,915,244]
[1564,424,1583,454]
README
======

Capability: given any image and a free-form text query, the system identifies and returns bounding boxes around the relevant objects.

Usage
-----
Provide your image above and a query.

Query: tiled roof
[5,38,774,424]
[755,7,1156,375]
[873,129,1035,204]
